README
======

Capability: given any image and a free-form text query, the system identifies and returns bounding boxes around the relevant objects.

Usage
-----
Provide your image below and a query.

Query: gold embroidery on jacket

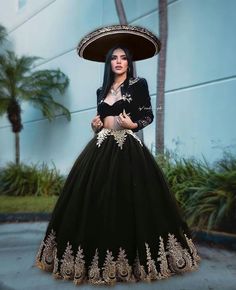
[96,128,143,149]
[122,93,132,103]
[35,229,201,285]
[129,77,140,86]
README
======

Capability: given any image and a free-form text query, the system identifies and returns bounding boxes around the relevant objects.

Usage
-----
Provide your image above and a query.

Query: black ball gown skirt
[35,128,201,286]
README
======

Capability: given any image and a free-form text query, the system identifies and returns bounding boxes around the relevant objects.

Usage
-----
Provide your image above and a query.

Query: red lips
[115,66,122,69]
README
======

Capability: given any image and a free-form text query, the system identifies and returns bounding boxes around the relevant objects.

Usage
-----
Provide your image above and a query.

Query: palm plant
[0,24,7,46]
[0,50,70,164]
[0,161,65,196]
[158,151,236,233]
[184,169,236,231]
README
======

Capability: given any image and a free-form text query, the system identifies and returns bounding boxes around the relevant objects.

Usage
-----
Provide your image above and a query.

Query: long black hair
[99,45,134,100]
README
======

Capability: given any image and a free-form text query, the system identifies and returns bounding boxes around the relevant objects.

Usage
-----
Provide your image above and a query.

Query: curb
[192,229,236,251]
[0,213,236,251]
[0,212,51,223]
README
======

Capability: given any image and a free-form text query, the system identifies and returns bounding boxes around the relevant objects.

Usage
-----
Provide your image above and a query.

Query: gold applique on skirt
[35,229,201,286]
[96,128,143,149]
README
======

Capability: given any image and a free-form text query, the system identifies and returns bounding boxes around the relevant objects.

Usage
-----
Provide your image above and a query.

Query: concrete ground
[0,222,235,290]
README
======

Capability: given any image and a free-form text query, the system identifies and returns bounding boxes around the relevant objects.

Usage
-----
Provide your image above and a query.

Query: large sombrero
[77,25,161,62]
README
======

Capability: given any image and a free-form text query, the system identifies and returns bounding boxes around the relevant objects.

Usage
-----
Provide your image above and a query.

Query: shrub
[156,150,236,233]
[0,161,65,196]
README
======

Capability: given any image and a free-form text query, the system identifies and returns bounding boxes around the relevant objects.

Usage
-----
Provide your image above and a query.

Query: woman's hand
[117,109,138,130]
[91,115,103,132]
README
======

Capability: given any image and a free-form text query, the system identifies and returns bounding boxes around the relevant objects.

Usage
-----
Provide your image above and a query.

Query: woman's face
[110,48,128,76]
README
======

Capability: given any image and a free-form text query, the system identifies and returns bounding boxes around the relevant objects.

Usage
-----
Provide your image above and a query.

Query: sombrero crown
[77,25,161,62]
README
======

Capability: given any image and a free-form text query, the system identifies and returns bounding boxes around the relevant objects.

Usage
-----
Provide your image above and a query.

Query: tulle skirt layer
[35,128,201,286]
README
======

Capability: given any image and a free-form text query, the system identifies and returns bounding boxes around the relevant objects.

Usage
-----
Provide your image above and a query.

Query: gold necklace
[110,82,123,96]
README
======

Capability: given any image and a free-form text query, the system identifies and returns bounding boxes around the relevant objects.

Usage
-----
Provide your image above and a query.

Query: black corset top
[97,99,126,119]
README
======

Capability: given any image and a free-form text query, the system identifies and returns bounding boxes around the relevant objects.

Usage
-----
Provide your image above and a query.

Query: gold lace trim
[96,128,143,149]
[35,230,201,285]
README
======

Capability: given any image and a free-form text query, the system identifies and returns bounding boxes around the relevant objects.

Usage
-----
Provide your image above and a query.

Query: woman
[35,25,201,286]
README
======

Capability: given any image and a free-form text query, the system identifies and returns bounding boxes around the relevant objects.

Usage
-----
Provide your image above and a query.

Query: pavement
[0,222,235,290]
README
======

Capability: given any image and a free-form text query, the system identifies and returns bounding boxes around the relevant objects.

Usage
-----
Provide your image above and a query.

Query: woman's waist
[96,127,143,149]
[100,112,141,123]
[102,115,122,130]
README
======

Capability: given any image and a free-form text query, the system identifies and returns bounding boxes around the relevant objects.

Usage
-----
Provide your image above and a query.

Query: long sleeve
[96,87,102,110]
[94,87,103,133]
[132,78,154,132]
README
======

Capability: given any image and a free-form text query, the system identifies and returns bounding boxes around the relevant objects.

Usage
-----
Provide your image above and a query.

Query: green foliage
[0,50,71,122]
[0,24,7,46]
[0,162,65,196]
[0,46,71,164]
[156,150,236,232]
[1,150,235,232]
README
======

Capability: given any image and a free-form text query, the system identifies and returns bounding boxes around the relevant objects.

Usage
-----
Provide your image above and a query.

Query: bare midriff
[103,116,123,130]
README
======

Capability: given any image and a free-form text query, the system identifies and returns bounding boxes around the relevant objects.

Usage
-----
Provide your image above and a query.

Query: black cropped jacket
[96,77,154,132]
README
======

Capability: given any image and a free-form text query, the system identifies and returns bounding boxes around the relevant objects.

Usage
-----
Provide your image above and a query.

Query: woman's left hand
[117,109,137,129]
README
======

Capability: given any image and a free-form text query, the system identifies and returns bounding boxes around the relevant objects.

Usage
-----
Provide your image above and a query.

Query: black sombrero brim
[77,25,161,62]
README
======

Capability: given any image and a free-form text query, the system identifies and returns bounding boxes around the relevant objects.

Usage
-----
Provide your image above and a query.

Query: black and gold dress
[35,77,201,286]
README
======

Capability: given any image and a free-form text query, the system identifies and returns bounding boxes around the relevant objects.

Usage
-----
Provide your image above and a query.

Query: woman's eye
[111,55,127,60]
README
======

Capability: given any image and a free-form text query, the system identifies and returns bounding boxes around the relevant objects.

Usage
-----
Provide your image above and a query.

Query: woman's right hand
[91,115,103,133]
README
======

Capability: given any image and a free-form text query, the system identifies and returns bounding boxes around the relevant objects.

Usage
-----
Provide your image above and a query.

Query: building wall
[0,0,235,174]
